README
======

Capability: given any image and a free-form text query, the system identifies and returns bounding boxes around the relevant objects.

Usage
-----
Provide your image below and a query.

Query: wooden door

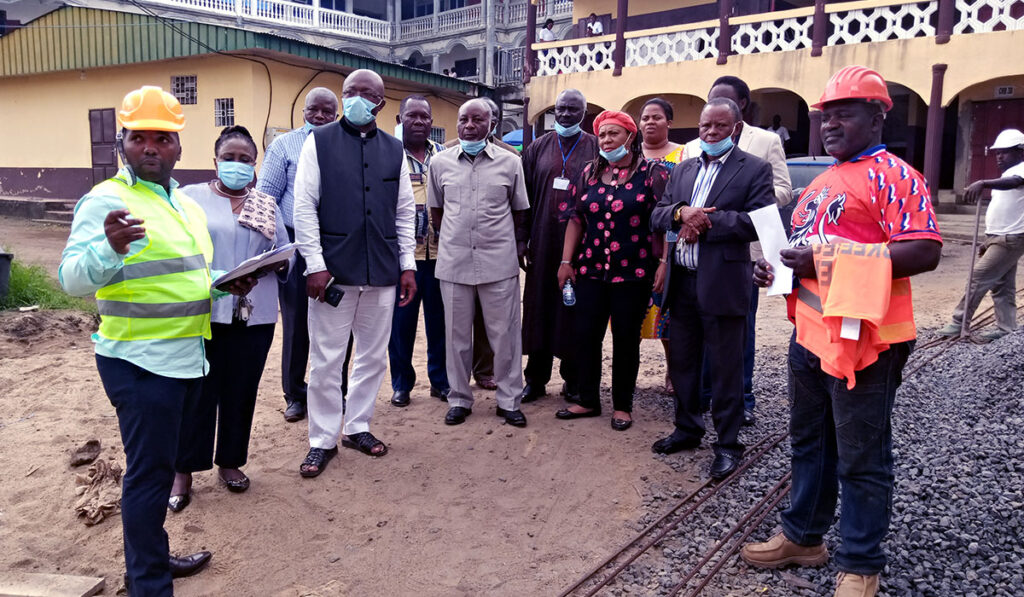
[969,99,1024,183]
[89,108,118,185]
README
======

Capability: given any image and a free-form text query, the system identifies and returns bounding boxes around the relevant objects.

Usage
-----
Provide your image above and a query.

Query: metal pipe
[961,196,985,338]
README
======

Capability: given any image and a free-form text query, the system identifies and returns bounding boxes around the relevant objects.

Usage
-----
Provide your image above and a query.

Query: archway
[622,93,705,145]
[883,82,929,172]
[752,88,810,156]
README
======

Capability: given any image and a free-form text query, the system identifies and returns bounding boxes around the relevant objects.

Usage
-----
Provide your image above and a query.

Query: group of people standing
[61,63,947,597]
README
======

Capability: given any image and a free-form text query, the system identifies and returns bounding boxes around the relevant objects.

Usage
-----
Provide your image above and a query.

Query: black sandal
[342,432,388,457]
[299,447,337,478]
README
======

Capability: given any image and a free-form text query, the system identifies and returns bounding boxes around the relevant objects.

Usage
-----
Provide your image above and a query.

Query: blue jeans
[96,355,202,597]
[781,336,913,575]
[388,259,448,393]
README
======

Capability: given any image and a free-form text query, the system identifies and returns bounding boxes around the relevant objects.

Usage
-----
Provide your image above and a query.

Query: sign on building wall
[996,85,1015,98]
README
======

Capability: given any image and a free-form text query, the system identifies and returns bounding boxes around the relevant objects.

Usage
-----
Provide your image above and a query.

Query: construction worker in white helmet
[937,128,1024,342]
[59,85,256,595]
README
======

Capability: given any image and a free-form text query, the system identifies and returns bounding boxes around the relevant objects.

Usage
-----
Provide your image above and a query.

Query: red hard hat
[812,65,893,112]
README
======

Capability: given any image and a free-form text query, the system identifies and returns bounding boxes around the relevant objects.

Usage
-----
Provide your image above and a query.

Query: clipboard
[211,243,295,290]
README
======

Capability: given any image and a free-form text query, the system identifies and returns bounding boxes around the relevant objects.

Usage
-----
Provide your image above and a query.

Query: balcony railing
[531,0,1024,77]
[437,4,482,34]
[495,46,525,86]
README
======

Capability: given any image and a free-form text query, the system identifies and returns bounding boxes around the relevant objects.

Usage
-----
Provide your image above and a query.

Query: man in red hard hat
[740,66,943,597]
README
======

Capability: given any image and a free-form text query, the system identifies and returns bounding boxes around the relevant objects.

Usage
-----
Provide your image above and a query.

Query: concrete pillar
[811,0,826,57]
[717,0,732,65]
[936,0,954,44]
[344,0,353,13]
[433,0,440,33]
[478,47,486,80]
[924,64,948,196]
[524,0,537,82]
[391,0,400,41]
[484,0,496,86]
[432,53,440,73]
[613,0,627,76]
[808,110,822,157]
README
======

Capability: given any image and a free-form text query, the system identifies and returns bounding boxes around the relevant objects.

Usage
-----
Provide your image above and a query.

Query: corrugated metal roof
[0,5,477,92]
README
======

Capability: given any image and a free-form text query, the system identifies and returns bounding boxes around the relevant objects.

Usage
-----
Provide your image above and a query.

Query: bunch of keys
[235,295,253,322]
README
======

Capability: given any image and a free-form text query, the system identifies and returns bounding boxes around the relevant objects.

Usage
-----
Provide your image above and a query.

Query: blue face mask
[302,121,315,133]
[343,96,380,127]
[599,143,629,163]
[554,118,583,138]
[460,138,488,156]
[700,134,735,157]
[217,161,255,190]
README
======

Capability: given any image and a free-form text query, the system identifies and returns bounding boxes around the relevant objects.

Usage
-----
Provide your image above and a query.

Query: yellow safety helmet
[117,86,186,132]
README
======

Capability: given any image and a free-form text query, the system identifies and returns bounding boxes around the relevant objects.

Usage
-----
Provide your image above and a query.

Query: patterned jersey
[789,145,941,247]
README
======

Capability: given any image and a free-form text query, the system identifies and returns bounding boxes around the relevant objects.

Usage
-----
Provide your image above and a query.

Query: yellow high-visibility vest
[94,174,214,341]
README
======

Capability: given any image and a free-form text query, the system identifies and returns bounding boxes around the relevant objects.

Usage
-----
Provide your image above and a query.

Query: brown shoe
[740,532,828,569]
[833,572,879,597]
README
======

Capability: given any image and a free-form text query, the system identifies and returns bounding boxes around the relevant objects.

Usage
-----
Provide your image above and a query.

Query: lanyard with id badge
[552,134,582,191]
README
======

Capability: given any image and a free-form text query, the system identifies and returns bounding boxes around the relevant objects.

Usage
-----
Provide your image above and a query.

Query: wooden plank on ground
[0,572,105,597]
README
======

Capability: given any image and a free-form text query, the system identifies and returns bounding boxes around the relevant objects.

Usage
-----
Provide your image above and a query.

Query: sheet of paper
[748,203,793,296]
[211,243,296,290]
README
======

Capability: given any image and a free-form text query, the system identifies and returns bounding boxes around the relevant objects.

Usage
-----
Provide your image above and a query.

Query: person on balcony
[257,87,340,424]
[741,65,942,597]
[585,12,603,36]
[650,97,774,479]
[428,98,531,428]
[519,89,598,405]
[539,18,557,42]
[683,75,792,427]
[293,69,417,476]
[555,110,669,432]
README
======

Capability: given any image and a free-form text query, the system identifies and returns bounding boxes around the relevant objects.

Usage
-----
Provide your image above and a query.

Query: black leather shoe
[743,409,757,426]
[710,452,741,480]
[430,386,450,401]
[610,418,633,431]
[445,406,472,425]
[391,390,411,407]
[167,492,191,513]
[651,434,700,455]
[496,407,527,427]
[284,399,306,422]
[169,551,212,578]
[555,407,602,420]
[519,384,547,403]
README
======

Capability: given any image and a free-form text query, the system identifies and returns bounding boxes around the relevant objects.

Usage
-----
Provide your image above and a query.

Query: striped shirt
[256,126,311,228]
[676,150,729,269]
[406,139,444,261]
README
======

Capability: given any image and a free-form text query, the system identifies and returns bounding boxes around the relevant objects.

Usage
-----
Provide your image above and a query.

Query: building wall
[0,53,463,198]
[573,0,713,22]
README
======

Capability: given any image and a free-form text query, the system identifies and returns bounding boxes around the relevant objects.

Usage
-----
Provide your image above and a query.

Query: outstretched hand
[104,209,145,254]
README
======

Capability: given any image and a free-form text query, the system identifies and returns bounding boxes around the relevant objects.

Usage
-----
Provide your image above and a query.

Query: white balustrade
[536,41,615,76]
[507,0,528,25]
[437,4,483,34]
[251,0,314,26]
[146,0,237,16]
[319,7,391,41]
[954,0,1024,33]
[399,15,433,40]
[732,16,812,54]
[625,27,718,66]
[827,1,937,45]
[551,0,573,18]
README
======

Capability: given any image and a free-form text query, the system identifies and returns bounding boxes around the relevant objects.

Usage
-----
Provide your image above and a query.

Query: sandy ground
[0,215,1017,596]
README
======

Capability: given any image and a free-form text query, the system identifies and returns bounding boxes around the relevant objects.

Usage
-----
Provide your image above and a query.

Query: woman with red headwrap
[555,110,670,431]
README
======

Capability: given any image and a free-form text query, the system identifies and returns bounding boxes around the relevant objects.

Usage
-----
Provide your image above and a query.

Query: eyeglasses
[341,88,383,104]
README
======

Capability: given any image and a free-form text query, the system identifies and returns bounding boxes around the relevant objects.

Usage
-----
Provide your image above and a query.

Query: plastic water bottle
[562,280,576,306]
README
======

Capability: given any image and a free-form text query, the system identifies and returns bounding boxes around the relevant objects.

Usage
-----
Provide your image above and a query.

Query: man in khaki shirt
[428,98,530,428]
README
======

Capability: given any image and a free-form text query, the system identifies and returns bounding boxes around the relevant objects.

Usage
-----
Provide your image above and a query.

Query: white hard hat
[991,129,1024,150]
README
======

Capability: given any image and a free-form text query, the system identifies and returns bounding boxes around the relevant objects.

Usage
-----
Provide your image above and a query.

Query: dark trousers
[96,355,202,597]
[668,270,746,457]
[701,281,758,411]
[523,350,578,393]
[389,259,449,393]
[177,322,275,472]
[781,337,912,575]
[472,298,494,379]
[574,278,650,412]
[279,226,309,404]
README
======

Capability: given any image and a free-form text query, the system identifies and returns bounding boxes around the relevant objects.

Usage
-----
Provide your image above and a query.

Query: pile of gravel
[609,330,1024,596]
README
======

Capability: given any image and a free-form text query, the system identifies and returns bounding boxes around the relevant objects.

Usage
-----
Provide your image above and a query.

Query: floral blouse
[560,158,670,283]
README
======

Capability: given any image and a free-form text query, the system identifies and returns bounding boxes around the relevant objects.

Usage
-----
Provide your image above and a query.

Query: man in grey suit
[650,97,774,479]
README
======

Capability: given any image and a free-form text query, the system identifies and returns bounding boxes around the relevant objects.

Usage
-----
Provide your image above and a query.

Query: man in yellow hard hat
[60,85,254,596]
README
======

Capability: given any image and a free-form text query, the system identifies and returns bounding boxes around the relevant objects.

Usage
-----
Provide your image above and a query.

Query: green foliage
[0,260,95,312]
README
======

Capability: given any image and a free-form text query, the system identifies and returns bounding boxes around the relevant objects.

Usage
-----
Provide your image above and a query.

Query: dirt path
[0,216,1017,596]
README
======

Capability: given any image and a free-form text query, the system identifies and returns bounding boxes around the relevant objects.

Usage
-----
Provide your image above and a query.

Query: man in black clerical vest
[292,69,418,477]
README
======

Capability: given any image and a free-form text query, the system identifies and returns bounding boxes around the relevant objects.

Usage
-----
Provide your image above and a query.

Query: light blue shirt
[256,126,311,228]
[59,168,225,379]
[184,182,290,325]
